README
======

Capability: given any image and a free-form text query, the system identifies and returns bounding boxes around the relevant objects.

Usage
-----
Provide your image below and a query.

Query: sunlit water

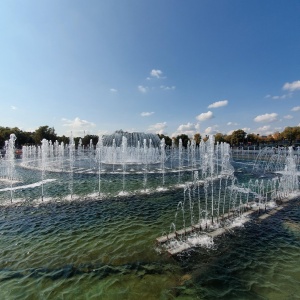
[0,159,299,299]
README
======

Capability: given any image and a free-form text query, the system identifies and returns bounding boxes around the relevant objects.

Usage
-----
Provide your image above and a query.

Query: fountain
[157,145,300,255]
[0,134,18,202]
[0,131,300,299]
[0,132,299,254]
[253,146,300,174]
[11,133,234,201]
[101,130,161,165]
[7,132,297,205]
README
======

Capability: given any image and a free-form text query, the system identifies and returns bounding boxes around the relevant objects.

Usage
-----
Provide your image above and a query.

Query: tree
[272,131,282,143]
[247,133,260,145]
[281,126,300,144]
[14,129,34,148]
[264,134,275,144]
[33,126,57,144]
[230,129,247,146]
[0,127,14,147]
[82,135,99,147]
[158,134,172,146]
[74,137,81,148]
[223,134,230,144]
[0,126,34,148]
[57,135,69,145]
[174,134,189,147]
[193,133,201,145]
[214,133,226,143]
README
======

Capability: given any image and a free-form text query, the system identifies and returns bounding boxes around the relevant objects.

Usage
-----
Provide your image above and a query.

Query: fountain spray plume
[41,138,49,201]
[69,134,75,200]
[160,138,166,186]
[96,136,103,197]
[5,134,17,203]
[121,136,127,193]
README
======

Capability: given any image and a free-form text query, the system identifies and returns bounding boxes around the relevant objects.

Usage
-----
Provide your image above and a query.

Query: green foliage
[0,124,300,148]
[193,133,201,145]
[246,133,260,145]
[174,134,189,147]
[214,133,226,143]
[230,129,247,146]
[33,126,57,144]
[158,134,172,146]
[57,135,69,145]
[281,126,300,143]
[15,130,34,148]
[82,135,99,147]
[73,135,98,148]
[0,127,14,148]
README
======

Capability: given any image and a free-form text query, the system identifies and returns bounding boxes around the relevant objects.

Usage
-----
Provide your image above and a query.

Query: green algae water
[0,147,300,299]
[1,190,300,299]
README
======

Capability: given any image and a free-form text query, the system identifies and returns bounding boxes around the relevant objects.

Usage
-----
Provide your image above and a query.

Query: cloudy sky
[1,0,300,137]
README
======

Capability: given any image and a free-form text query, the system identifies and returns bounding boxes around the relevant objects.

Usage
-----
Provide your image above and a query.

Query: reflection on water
[0,162,300,299]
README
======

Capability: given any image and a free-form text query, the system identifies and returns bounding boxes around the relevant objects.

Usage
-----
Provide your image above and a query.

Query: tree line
[0,125,300,149]
[161,127,300,148]
[0,126,98,149]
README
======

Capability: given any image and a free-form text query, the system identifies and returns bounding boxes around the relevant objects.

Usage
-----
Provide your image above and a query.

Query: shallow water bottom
[0,190,300,299]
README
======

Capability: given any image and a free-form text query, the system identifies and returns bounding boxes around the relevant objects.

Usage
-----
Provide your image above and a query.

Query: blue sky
[1,0,300,138]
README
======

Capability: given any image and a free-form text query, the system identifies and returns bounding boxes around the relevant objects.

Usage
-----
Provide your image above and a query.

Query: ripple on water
[0,193,300,299]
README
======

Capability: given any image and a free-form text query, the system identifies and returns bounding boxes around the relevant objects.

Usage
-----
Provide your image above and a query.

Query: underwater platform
[157,196,296,256]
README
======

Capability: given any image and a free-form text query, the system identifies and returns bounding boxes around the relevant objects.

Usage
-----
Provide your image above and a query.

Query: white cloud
[283,80,300,92]
[208,100,228,109]
[284,115,293,119]
[265,92,292,100]
[172,123,197,137]
[196,111,214,122]
[150,69,163,78]
[227,122,238,126]
[140,112,154,117]
[271,94,291,100]
[160,85,176,90]
[257,125,271,131]
[204,126,219,135]
[204,127,213,134]
[138,85,148,93]
[253,113,278,123]
[147,122,167,134]
[172,131,196,137]
[11,105,17,110]
[242,127,251,133]
[62,117,96,137]
[226,127,249,135]
[177,122,194,131]
[291,106,300,112]
[110,88,118,93]
[271,95,279,100]
[256,125,273,135]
